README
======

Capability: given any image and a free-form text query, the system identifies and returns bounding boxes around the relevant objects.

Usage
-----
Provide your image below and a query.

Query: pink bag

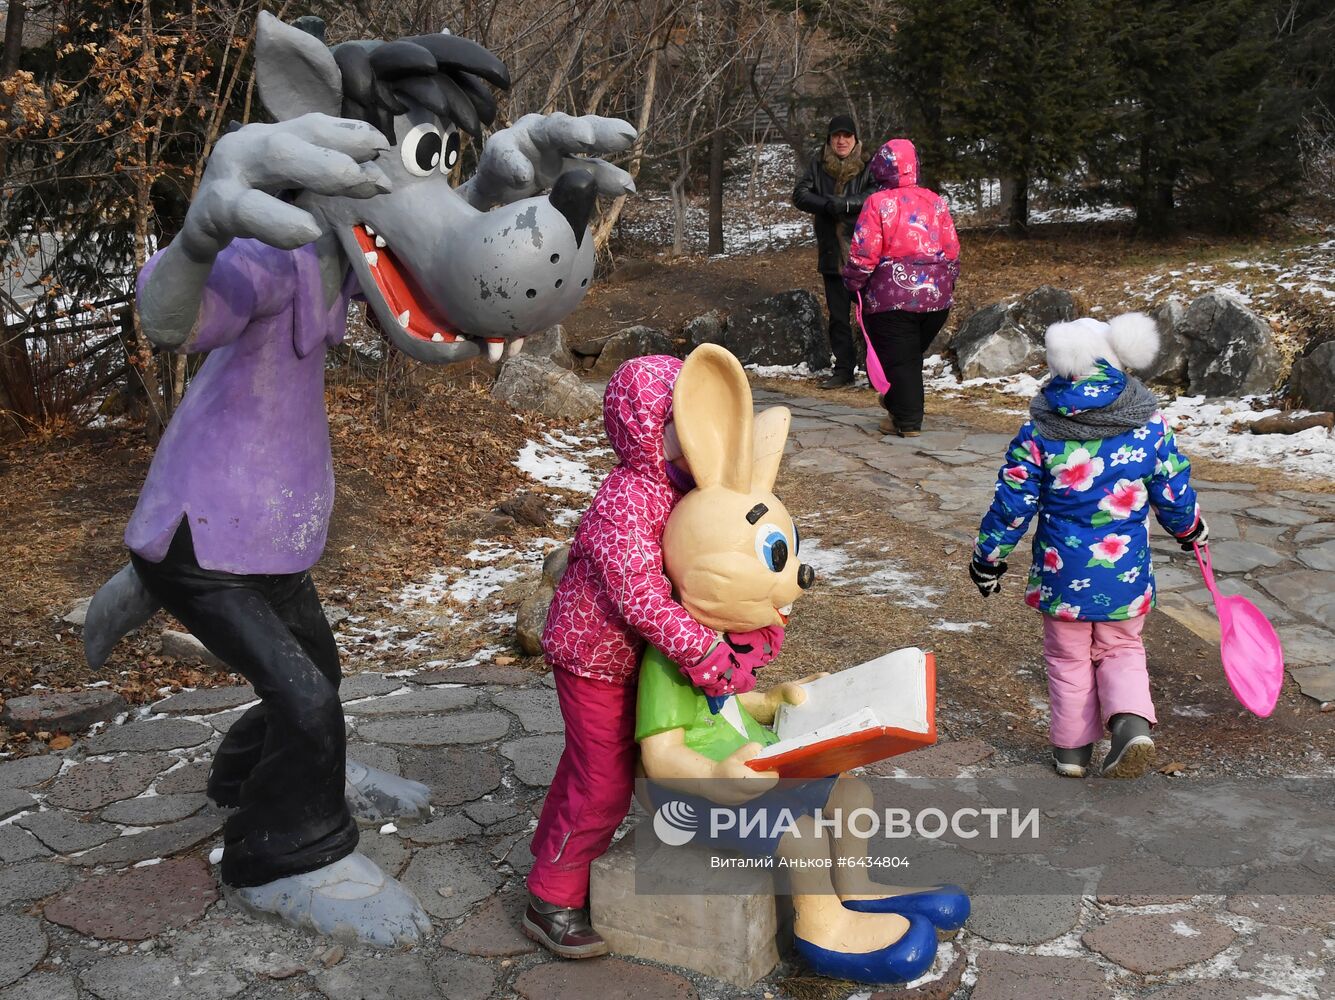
[854,291,890,396]
[1194,542,1284,717]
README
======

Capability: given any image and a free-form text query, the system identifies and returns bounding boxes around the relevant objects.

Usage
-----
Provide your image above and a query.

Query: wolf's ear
[255,11,343,120]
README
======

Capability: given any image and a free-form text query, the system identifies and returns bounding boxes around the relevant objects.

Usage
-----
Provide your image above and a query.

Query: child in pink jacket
[842,138,960,437]
[525,354,783,958]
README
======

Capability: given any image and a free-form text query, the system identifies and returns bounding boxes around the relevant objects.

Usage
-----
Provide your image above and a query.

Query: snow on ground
[800,537,941,609]
[617,144,812,257]
[337,427,613,665]
[1111,227,1335,317]
[924,356,1335,479]
[513,429,611,495]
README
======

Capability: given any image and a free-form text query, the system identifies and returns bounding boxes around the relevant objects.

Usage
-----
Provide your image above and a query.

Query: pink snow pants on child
[527,668,639,908]
[1042,616,1157,748]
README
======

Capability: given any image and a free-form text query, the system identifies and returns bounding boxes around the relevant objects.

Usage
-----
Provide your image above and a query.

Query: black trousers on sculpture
[822,274,857,376]
[131,523,357,888]
[863,308,951,432]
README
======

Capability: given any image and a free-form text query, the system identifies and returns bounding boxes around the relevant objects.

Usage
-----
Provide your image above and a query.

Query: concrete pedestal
[589,831,780,988]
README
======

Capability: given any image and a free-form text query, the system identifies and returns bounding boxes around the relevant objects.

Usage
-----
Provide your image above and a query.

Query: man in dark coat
[793,114,874,388]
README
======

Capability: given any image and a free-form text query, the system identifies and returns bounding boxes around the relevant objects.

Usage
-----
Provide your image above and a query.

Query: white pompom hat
[1044,312,1160,380]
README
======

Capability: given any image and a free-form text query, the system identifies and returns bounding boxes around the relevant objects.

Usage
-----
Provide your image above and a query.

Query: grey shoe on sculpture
[345,760,430,823]
[231,852,431,947]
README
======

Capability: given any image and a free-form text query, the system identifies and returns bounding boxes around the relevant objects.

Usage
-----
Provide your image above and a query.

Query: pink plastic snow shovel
[854,291,890,395]
[1193,542,1284,717]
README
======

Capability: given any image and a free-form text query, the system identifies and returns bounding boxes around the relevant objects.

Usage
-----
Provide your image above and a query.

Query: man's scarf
[822,141,866,193]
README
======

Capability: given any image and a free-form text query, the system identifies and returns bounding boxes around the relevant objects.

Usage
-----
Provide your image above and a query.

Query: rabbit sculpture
[633,344,967,984]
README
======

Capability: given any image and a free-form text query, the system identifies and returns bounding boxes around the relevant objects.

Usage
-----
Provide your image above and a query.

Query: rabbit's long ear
[673,345,754,492]
[752,406,790,494]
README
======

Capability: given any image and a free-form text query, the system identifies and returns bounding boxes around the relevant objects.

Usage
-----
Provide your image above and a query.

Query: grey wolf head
[256,13,596,364]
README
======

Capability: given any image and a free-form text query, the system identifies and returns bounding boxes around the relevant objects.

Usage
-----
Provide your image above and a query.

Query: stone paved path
[0,388,1330,1000]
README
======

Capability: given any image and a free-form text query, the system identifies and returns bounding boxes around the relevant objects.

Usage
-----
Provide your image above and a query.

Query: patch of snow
[1171,920,1202,937]
[379,823,398,835]
[208,846,223,865]
[1161,395,1335,480]
[931,619,990,633]
[746,361,816,379]
[801,538,941,608]
[514,430,609,494]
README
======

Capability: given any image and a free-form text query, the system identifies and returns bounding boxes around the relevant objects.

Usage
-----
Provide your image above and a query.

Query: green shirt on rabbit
[634,647,777,761]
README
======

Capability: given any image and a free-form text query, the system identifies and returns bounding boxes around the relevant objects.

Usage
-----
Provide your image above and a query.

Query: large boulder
[1144,297,1189,386]
[1289,340,1335,411]
[683,310,727,350]
[590,326,675,377]
[492,355,601,420]
[515,545,570,657]
[723,289,827,368]
[1013,285,1076,336]
[950,302,1012,362]
[957,318,1044,379]
[521,325,574,369]
[1178,291,1282,397]
[949,285,1078,377]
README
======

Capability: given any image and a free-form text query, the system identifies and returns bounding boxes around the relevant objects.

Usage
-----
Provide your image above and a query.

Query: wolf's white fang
[485,340,505,362]
[505,337,524,358]
[397,310,410,327]
[364,251,378,266]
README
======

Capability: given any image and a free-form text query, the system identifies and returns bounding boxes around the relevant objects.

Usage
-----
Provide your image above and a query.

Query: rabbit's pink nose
[798,564,815,590]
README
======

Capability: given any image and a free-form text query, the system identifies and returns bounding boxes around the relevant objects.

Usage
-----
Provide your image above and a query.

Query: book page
[751,706,880,760]
[774,648,927,741]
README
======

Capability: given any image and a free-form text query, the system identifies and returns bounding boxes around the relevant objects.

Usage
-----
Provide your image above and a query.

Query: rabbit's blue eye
[754,523,789,573]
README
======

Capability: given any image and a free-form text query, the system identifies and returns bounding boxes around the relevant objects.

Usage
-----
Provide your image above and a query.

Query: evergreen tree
[1100,0,1321,233]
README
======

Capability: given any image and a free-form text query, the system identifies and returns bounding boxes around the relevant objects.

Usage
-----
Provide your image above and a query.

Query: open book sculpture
[632,344,968,985]
[749,648,937,779]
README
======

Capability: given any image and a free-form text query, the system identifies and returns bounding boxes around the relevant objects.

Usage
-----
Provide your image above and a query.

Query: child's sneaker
[1052,744,1093,778]
[1101,714,1155,778]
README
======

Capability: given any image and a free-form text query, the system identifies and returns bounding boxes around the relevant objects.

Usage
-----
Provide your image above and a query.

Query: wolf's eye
[441,131,461,174]
[401,123,443,177]
[755,523,789,573]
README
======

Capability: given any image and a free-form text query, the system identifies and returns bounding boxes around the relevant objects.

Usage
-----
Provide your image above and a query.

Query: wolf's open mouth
[353,224,516,361]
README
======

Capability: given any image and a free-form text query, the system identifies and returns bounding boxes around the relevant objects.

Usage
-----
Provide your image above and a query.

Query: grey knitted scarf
[1029,377,1160,440]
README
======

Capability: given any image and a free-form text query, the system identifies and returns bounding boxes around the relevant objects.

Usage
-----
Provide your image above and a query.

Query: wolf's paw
[345,759,430,823]
[231,852,431,948]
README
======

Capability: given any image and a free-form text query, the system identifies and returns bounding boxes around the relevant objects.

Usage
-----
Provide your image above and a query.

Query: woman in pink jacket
[525,354,783,958]
[842,139,960,437]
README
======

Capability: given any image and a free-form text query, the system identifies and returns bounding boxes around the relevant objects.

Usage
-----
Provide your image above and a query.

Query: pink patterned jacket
[541,356,718,685]
[842,138,961,314]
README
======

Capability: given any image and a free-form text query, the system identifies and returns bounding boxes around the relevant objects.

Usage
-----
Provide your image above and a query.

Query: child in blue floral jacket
[968,313,1208,779]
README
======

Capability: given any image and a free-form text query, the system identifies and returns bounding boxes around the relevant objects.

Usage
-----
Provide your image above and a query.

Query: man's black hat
[827,114,857,139]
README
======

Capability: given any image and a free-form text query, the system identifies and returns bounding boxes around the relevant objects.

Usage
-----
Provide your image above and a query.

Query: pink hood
[541,353,717,685]
[603,355,682,483]
[870,139,919,189]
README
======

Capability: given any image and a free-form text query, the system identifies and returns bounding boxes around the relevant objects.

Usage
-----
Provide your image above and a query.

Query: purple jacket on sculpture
[126,239,358,575]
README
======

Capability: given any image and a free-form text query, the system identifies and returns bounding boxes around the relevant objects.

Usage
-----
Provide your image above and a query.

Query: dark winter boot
[1052,744,1094,778]
[522,892,608,959]
[1101,714,1155,779]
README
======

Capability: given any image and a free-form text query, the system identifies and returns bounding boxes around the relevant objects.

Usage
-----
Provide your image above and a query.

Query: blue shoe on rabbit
[842,884,971,931]
[794,913,938,984]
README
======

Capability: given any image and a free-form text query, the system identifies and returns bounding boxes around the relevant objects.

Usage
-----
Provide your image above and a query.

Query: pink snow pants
[527,668,639,908]
[1042,615,1157,749]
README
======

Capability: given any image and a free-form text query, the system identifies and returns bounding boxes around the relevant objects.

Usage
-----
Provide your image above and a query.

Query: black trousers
[864,308,951,431]
[131,523,357,888]
[822,274,857,376]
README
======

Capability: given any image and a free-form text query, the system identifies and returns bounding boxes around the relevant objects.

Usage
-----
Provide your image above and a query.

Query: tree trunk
[707,128,725,255]
[1007,172,1029,236]
[592,34,662,251]
[0,0,25,184]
